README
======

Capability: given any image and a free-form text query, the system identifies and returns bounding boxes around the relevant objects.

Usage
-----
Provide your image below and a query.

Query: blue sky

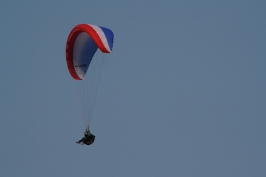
[1,1,266,176]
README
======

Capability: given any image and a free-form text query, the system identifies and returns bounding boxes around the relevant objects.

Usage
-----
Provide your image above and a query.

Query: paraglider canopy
[65,23,114,131]
[66,24,114,80]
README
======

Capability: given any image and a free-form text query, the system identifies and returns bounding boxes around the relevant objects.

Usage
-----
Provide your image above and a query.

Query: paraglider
[65,24,114,145]
[76,128,95,145]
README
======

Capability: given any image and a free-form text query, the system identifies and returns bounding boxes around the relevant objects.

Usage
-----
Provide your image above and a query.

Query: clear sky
[1,1,266,176]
